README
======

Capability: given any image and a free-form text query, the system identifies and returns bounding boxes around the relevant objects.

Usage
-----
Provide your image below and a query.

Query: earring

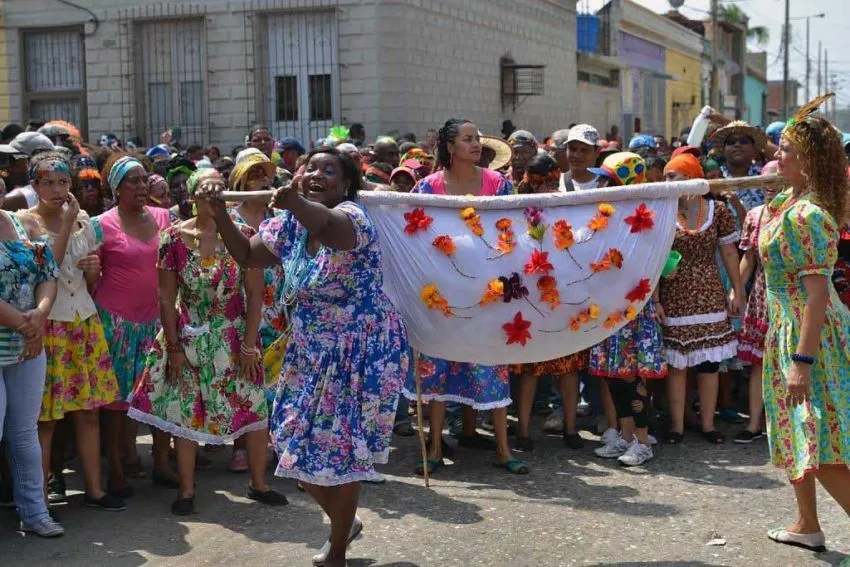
[449,152,454,169]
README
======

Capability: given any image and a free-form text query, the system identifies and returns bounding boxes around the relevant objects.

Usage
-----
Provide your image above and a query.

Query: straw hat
[710,120,767,151]
[481,135,512,170]
[228,153,277,191]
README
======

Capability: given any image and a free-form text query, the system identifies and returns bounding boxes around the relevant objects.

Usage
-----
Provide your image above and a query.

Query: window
[22,28,87,136]
[275,76,298,122]
[180,81,203,127]
[309,74,332,121]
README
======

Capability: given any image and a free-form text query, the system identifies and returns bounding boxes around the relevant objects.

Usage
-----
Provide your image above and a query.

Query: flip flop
[414,458,443,477]
[767,528,826,552]
[493,459,530,475]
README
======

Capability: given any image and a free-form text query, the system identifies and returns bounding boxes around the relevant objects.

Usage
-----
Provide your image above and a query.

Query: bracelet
[240,342,259,357]
[166,342,184,354]
[791,353,815,365]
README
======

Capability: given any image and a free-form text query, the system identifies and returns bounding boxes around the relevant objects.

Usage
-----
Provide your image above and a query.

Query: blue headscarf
[765,121,786,145]
[107,156,144,190]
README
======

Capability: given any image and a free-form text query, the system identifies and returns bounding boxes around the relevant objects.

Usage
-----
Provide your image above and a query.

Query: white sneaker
[543,408,565,433]
[19,517,64,538]
[600,427,620,446]
[312,515,363,566]
[618,442,654,467]
[594,436,630,458]
[648,433,658,446]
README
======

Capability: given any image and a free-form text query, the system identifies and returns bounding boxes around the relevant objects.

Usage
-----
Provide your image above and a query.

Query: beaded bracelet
[791,353,815,365]
[240,342,259,357]
[166,342,184,354]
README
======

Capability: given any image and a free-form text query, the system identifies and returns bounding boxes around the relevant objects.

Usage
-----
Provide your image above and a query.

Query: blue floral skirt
[98,307,159,409]
[403,355,511,410]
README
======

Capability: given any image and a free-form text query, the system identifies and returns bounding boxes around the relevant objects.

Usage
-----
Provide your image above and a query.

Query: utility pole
[710,0,719,110]
[817,41,822,95]
[805,17,810,101]
[824,49,829,118]
[782,0,790,119]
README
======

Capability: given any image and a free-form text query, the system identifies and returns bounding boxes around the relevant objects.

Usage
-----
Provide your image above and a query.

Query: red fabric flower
[503,311,532,346]
[625,278,652,303]
[624,203,655,233]
[524,249,554,276]
[432,235,456,256]
[404,207,434,235]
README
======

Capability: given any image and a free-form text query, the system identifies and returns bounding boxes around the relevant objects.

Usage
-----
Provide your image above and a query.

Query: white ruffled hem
[738,344,764,358]
[127,408,268,445]
[273,446,391,487]
[663,311,729,327]
[665,341,738,370]
[401,388,512,410]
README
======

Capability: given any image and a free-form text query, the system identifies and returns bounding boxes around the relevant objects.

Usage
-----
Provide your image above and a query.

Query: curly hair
[791,116,849,225]
[436,118,474,170]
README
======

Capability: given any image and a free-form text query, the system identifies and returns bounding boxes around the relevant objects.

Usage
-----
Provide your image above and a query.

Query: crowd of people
[0,105,848,565]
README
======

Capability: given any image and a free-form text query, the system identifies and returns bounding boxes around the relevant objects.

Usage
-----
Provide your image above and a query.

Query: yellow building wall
[665,50,702,142]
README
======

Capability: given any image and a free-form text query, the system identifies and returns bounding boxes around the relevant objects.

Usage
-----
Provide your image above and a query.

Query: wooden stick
[706,174,788,193]
[221,190,275,203]
[412,350,430,488]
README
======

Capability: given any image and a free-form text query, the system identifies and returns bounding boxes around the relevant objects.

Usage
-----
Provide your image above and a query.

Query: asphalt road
[1,421,848,567]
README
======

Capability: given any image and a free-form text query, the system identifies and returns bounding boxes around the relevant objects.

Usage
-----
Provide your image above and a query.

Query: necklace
[677,199,705,234]
[182,221,222,250]
[280,230,319,317]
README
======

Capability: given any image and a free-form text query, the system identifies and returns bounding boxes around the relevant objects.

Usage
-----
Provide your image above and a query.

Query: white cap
[567,124,601,147]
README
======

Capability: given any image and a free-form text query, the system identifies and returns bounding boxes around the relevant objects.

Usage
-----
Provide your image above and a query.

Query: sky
[580,0,850,107]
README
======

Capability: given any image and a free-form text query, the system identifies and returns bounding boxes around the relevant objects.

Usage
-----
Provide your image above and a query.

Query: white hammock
[360,179,708,365]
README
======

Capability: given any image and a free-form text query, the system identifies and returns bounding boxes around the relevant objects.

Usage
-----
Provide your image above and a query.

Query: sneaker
[595,436,630,459]
[47,474,66,504]
[312,515,363,566]
[543,408,565,433]
[228,449,249,473]
[618,442,654,467]
[734,429,765,444]
[84,493,127,511]
[576,399,591,417]
[600,427,620,447]
[19,517,65,538]
[647,434,658,446]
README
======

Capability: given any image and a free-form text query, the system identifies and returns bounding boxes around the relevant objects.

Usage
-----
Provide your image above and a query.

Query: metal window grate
[501,56,545,112]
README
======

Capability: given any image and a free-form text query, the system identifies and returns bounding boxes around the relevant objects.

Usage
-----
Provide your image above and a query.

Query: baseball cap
[278,136,306,154]
[10,132,55,156]
[507,130,538,147]
[628,134,656,151]
[566,124,601,147]
[0,144,28,159]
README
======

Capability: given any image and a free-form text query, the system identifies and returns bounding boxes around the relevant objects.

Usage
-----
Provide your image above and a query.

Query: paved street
[1,420,848,567]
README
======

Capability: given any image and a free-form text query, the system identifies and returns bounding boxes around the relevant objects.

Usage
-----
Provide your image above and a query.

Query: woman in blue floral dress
[400,119,528,477]
[209,147,409,567]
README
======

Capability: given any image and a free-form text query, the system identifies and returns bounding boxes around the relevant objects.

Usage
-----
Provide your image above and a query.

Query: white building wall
[577,84,621,135]
[2,0,578,148]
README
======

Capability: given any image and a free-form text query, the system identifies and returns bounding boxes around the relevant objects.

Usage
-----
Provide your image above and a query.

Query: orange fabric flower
[587,214,609,231]
[537,275,557,292]
[497,229,516,254]
[604,312,624,329]
[432,235,456,256]
[588,304,600,320]
[569,317,581,332]
[404,207,434,235]
[624,203,655,233]
[460,207,485,237]
[495,218,512,231]
[625,278,652,303]
[608,248,624,268]
[420,284,453,317]
[590,249,623,272]
[524,249,554,276]
[590,257,611,273]
[552,219,575,249]
[503,311,532,346]
[481,279,505,306]
[537,276,560,310]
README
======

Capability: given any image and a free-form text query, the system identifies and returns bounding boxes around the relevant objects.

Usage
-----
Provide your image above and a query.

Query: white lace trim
[127,408,267,445]
[665,329,736,347]
[738,344,764,358]
[665,341,739,369]
[273,446,391,487]
[401,388,512,410]
[663,311,729,327]
[718,231,741,246]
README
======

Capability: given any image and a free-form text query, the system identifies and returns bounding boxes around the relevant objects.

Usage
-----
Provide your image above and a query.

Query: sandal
[701,429,725,444]
[664,431,684,445]
[514,436,535,452]
[493,459,530,475]
[414,458,443,477]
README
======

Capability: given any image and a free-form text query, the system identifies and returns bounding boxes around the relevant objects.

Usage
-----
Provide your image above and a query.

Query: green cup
[661,250,682,277]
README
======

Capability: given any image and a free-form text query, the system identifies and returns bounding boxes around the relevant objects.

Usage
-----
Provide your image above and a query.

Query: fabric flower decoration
[499,272,529,302]
[493,218,516,256]
[503,311,532,346]
[625,278,652,303]
[588,203,615,231]
[524,207,543,227]
[460,207,484,237]
[552,220,574,249]
[604,311,624,329]
[624,203,655,233]
[537,275,561,311]
[480,279,505,306]
[589,248,623,273]
[432,235,473,278]
[524,249,554,276]
[420,284,453,317]
[404,207,434,235]
[625,305,638,321]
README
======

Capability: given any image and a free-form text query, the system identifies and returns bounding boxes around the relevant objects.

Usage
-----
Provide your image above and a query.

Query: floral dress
[40,211,119,421]
[737,205,768,364]
[658,200,740,369]
[833,228,850,308]
[759,192,850,483]
[403,169,515,409]
[128,224,268,444]
[0,211,59,366]
[258,201,410,486]
[588,301,667,379]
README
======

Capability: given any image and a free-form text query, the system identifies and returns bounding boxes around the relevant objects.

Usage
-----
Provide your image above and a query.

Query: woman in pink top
[91,155,175,497]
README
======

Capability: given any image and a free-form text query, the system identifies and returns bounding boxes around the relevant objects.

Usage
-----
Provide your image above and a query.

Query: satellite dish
[669,0,685,8]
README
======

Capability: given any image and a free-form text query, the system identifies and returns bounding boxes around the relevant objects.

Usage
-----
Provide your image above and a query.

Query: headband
[30,157,71,181]
[166,165,195,185]
[107,156,143,190]
[147,173,165,187]
[664,154,705,180]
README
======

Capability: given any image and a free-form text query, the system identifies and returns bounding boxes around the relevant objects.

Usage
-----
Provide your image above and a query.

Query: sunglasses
[724,136,753,147]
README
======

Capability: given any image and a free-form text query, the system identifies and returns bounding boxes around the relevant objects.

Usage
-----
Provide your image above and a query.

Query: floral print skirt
[738,268,768,364]
[128,323,269,445]
[510,351,589,378]
[589,301,667,380]
[98,307,159,410]
[403,356,511,410]
[39,314,120,421]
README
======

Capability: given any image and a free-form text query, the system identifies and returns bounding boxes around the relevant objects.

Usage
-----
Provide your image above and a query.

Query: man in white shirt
[560,124,602,191]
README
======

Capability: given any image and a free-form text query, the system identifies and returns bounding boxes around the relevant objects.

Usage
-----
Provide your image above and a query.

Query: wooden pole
[412,350,430,488]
